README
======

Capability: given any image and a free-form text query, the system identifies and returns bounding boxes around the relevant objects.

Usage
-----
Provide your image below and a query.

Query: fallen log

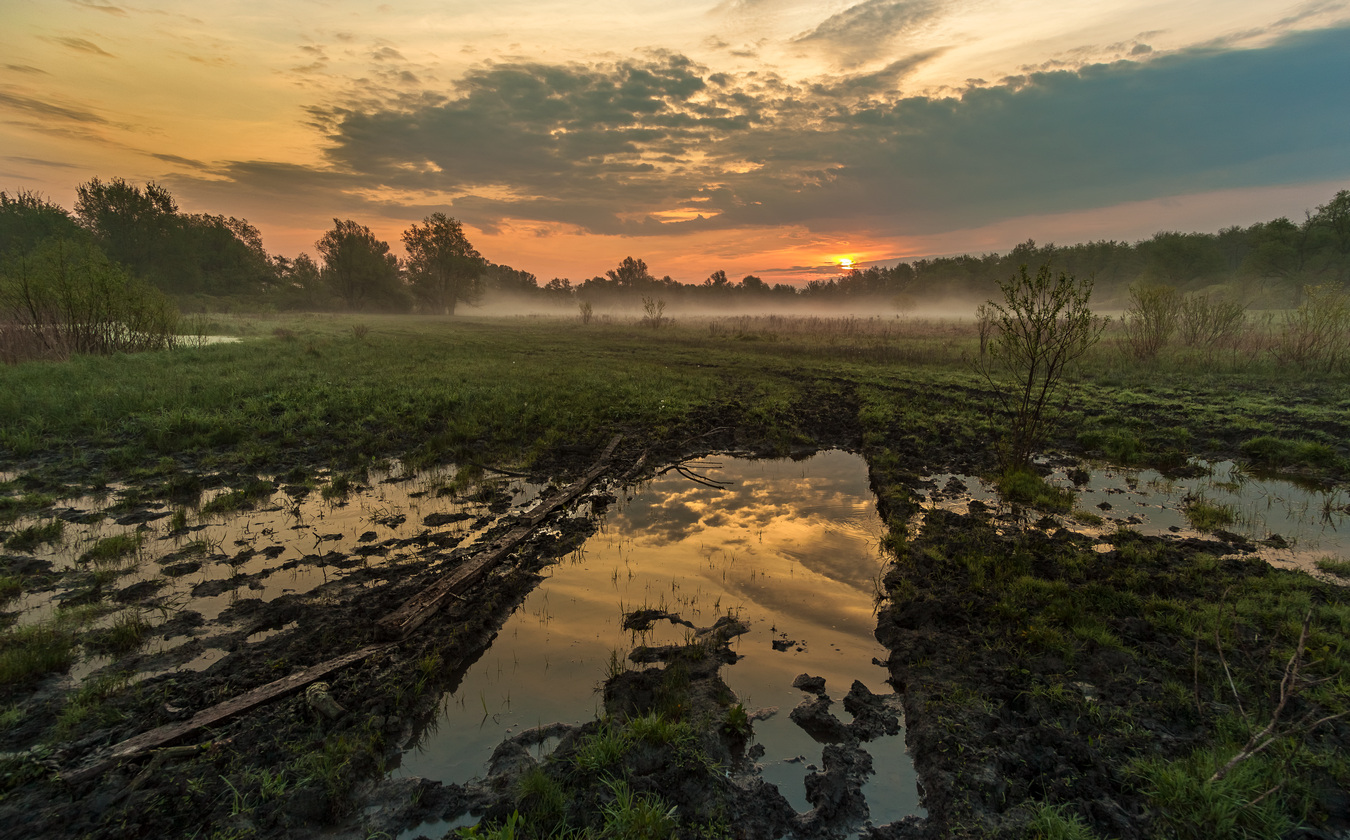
[375,433,622,641]
[63,644,388,785]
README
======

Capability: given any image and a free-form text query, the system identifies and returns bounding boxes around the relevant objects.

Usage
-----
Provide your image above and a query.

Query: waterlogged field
[921,460,1350,575]
[396,452,921,834]
[0,313,1347,840]
[3,463,541,684]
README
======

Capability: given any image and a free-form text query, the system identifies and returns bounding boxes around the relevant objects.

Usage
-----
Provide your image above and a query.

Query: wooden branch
[63,644,388,785]
[1210,609,1313,783]
[375,434,622,641]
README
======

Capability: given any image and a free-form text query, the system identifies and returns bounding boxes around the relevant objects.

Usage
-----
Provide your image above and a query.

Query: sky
[2,0,1349,283]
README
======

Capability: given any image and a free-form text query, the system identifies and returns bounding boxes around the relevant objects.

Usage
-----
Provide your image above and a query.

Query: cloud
[4,64,50,75]
[150,152,206,168]
[794,0,943,66]
[0,89,110,124]
[69,0,127,15]
[179,26,1350,243]
[3,155,81,169]
[50,37,116,58]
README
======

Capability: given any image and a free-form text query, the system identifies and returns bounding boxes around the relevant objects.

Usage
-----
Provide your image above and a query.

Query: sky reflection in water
[396,450,922,824]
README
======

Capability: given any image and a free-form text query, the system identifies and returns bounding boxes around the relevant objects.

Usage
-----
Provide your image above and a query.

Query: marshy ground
[1,313,1348,839]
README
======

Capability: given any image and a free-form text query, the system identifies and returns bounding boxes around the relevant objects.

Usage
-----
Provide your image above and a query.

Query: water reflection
[397,450,923,823]
[922,460,1349,576]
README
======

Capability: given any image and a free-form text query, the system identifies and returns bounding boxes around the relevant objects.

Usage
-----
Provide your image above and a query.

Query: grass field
[1,312,1348,839]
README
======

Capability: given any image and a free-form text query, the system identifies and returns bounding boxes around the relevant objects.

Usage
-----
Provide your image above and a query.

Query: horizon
[3,1,1349,285]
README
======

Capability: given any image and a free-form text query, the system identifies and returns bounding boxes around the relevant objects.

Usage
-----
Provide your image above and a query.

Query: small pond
[394,450,924,831]
[921,460,1349,578]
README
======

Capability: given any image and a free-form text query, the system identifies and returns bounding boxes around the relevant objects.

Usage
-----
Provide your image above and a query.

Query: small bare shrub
[1178,294,1247,348]
[640,296,667,329]
[578,301,594,325]
[1273,284,1350,370]
[352,323,370,340]
[1122,283,1179,361]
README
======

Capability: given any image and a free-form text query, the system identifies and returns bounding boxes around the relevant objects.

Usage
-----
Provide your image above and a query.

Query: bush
[0,237,178,362]
[1273,284,1350,370]
[1179,294,1246,348]
[1122,283,1179,360]
[978,262,1106,469]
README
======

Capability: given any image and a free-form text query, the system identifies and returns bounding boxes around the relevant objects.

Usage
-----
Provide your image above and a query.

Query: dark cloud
[4,155,81,169]
[69,0,127,15]
[184,27,1350,241]
[51,37,116,57]
[4,64,49,74]
[0,90,110,124]
[149,152,206,168]
[794,0,943,65]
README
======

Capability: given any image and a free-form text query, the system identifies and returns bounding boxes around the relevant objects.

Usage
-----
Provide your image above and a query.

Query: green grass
[1131,745,1298,840]
[77,532,142,565]
[55,669,133,737]
[1182,495,1237,531]
[1240,435,1341,470]
[0,623,75,686]
[3,519,63,552]
[199,479,275,516]
[995,467,1074,512]
[85,609,152,655]
[0,575,22,607]
[1315,557,1350,579]
[1026,802,1102,840]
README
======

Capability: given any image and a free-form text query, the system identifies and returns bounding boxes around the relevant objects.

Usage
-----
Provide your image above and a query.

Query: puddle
[1,464,543,683]
[920,460,1350,576]
[395,450,924,825]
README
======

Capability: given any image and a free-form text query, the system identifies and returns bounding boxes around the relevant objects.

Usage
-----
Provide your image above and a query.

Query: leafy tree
[74,177,178,283]
[703,269,730,289]
[0,237,177,359]
[1309,190,1350,282]
[73,178,274,296]
[316,219,404,311]
[979,262,1106,470]
[401,213,485,314]
[0,190,84,256]
[606,257,653,288]
[271,253,328,310]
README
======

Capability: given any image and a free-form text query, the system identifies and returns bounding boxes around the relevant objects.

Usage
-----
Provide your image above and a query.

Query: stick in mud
[375,434,622,641]
[63,644,390,784]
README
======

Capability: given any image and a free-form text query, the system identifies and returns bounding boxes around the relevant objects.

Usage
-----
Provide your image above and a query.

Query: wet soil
[1,375,1348,840]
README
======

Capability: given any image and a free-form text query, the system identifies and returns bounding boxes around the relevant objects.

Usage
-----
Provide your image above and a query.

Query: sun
[838,257,854,268]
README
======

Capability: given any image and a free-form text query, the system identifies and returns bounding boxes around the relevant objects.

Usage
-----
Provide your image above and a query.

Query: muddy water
[395,450,923,826]
[5,467,542,681]
[922,460,1350,575]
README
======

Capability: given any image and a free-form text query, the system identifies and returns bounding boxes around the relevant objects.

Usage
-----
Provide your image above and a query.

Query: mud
[2,380,1348,840]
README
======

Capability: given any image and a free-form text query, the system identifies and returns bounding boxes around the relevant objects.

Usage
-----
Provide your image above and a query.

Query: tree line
[3,178,1348,318]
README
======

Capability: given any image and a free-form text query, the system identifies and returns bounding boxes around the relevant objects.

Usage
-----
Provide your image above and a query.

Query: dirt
[2,384,1348,840]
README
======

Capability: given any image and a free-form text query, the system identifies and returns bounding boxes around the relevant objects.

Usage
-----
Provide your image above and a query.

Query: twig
[1209,609,1313,783]
[1216,605,1247,721]
[674,464,733,490]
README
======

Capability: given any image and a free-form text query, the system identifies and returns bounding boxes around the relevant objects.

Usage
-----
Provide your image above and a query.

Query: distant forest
[2,178,1349,314]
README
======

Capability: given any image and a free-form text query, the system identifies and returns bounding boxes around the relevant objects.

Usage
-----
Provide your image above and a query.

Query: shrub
[0,237,178,362]
[1122,283,1179,360]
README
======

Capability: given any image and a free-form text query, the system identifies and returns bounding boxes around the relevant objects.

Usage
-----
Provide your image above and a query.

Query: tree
[0,190,83,256]
[979,262,1106,470]
[606,256,653,288]
[0,237,177,359]
[316,219,404,311]
[401,213,485,315]
[74,177,178,283]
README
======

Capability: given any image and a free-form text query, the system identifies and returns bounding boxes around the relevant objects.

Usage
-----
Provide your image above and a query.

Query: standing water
[395,450,923,827]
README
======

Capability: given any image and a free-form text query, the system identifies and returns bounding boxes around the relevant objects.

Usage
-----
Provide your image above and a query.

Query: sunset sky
[3,0,1349,283]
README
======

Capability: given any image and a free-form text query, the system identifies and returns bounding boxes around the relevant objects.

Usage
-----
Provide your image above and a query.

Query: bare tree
[979,262,1106,470]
